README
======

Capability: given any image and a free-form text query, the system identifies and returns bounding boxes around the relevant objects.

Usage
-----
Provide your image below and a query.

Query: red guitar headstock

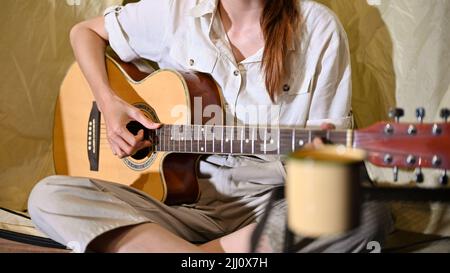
[354,108,450,184]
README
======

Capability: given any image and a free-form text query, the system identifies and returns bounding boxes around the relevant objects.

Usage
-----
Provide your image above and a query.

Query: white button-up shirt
[104,0,352,184]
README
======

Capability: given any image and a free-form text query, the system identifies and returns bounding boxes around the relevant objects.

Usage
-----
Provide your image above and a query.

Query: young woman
[28,0,392,253]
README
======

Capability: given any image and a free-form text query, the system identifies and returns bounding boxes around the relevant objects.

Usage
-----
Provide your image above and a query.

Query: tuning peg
[393,166,399,182]
[440,108,450,122]
[415,168,424,183]
[416,108,426,123]
[389,108,405,123]
[440,171,448,186]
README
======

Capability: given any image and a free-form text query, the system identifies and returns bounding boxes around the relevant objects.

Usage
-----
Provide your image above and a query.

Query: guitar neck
[152,124,354,156]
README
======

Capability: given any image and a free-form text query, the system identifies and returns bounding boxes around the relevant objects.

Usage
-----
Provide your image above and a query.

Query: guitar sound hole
[126,121,152,160]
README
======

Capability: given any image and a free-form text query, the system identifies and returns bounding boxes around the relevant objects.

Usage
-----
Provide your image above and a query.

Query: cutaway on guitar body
[54,53,224,205]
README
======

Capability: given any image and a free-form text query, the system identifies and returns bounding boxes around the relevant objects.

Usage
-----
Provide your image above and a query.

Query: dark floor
[0,238,70,253]
[1,229,449,253]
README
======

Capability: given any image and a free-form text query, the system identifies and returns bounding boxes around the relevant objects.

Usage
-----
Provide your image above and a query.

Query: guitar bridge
[87,102,101,171]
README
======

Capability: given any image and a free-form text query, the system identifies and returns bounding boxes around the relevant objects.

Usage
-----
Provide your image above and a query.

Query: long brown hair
[261,0,301,101]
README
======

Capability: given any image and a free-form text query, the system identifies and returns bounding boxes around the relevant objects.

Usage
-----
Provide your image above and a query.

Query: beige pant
[28,156,283,252]
[28,155,392,253]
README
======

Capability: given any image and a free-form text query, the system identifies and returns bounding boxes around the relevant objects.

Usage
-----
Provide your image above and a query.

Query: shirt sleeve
[306,13,353,130]
[103,0,174,63]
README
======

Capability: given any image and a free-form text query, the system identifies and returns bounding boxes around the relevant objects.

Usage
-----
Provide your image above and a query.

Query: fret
[178,126,181,152]
[201,126,205,152]
[172,126,176,152]
[221,126,224,153]
[178,125,182,152]
[190,125,193,152]
[197,125,200,152]
[183,125,187,152]
[308,130,312,144]
[168,126,171,151]
[174,126,178,151]
[277,128,280,155]
[204,126,207,153]
[167,126,170,152]
[347,129,354,148]
[169,126,172,151]
[172,126,176,151]
[160,127,164,151]
[166,127,169,152]
[252,127,255,154]
[264,128,267,155]
[292,128,295,152]
[171,126,174,151]
[240,127,244,154]
[212,126,215,153]
[230,127,234,154]
[189,125,192,152]
[172,125,176,152]
[155,129,159,152]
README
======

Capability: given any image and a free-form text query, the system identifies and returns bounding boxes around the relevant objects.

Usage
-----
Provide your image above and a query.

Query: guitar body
[54,55,224,205]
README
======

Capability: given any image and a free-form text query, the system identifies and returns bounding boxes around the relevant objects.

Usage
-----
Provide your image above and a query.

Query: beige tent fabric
[0,0,449,235]
[317,0,450,236]
[0,0,121,210]
[315,0,450,236]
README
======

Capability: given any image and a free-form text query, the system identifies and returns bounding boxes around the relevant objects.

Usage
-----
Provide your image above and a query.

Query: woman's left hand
[310,122,336,148]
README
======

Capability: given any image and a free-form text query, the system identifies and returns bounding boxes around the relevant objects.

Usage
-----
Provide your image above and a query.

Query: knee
[27,175,72,218]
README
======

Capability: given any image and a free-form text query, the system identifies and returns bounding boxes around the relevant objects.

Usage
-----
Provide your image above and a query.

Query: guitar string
[96,137,392,150]
[99,123,429,138]
[96,132,393,143]
[96,124,428,148]
[96,129,407,144]
[96,127,404,143]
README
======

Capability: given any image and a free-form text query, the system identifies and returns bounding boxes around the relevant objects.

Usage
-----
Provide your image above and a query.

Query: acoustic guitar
[54,53,450,205]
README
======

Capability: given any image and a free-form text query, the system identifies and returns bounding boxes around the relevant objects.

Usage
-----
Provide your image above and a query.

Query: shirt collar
[189,0,219,18]
[189,0,296,59]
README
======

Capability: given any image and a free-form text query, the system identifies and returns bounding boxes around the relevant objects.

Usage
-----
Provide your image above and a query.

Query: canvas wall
[0,0,449,235]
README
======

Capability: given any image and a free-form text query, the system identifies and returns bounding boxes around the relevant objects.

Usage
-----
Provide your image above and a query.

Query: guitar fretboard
[152,125,353,155]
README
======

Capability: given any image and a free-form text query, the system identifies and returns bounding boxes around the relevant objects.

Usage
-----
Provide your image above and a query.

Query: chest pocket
[169,26,219,74]
[278,76,312,109]
[278,48,315,99]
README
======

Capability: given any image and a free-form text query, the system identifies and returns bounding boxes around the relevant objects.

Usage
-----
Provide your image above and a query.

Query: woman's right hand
[99,94,160,158]
[70,17,160,158]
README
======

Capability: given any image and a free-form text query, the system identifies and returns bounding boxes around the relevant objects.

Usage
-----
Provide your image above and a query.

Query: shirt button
[283,84,291,92]
[189,59,195,66]
[233,70,240,76]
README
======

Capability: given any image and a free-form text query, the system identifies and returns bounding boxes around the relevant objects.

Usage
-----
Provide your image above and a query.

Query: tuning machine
[415,168,424,184]
[393,166,399,182]
[416,107,426,123]
[440,171,448,186]
[441,108,450,123]
[389,108,405,123]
